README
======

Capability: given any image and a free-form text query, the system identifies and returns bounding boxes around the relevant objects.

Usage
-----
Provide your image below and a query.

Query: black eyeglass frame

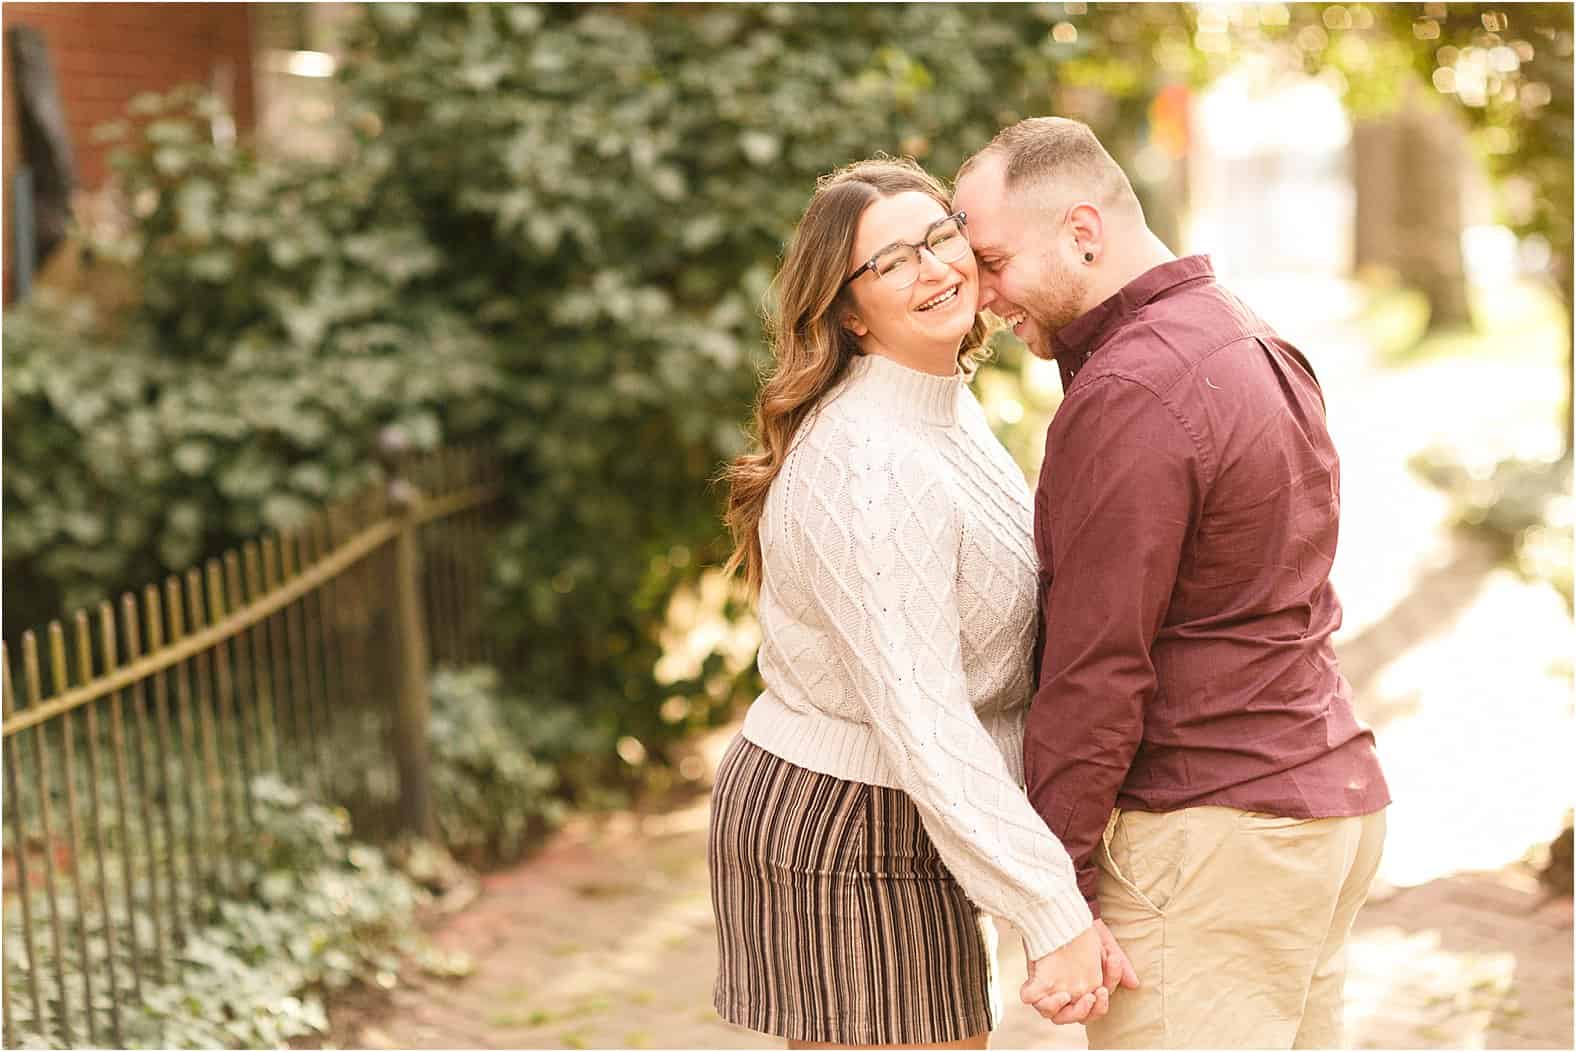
[839,211,970,292]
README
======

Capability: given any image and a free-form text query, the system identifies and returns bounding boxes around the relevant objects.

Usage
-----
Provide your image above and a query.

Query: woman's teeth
[916,286,960,312]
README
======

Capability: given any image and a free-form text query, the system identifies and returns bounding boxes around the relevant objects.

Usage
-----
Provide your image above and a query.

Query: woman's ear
[843,312,869,338]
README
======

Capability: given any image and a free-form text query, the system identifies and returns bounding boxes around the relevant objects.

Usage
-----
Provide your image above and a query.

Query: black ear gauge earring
[1084,251,1094,263]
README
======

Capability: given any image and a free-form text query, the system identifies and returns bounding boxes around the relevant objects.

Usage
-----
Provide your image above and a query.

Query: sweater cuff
[1012,887,1095,959]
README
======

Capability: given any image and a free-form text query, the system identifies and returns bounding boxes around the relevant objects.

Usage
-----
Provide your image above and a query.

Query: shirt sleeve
[1026,375,1203,914]
[796,430,1093,958]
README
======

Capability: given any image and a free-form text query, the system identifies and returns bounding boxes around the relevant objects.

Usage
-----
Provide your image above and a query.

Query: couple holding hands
[709,117,1389,1050]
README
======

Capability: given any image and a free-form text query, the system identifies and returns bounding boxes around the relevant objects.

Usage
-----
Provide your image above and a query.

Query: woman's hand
[1020,924,1108,1024]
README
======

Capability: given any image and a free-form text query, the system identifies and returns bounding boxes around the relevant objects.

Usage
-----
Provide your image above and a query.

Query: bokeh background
[2,3,1571,1049]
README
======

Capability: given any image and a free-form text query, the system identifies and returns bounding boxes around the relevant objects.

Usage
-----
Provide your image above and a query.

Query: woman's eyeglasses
[841,212,970,292]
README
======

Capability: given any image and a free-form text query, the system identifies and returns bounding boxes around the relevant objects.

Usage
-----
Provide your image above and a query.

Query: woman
[711,157,1094,1049]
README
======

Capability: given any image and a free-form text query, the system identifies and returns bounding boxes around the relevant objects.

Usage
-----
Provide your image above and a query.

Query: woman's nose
[917,245,952,279]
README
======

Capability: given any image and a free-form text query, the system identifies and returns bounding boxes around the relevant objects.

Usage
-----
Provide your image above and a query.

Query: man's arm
[1026,373,1203,912]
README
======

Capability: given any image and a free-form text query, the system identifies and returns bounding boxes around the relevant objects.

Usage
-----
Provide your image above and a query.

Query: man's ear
[1067,202,1104,262]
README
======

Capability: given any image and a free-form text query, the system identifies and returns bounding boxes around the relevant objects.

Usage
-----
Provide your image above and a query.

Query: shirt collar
[1051,255,1216,387]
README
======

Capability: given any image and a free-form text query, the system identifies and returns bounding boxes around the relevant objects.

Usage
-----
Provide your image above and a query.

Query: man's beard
[1022,255,1090,358]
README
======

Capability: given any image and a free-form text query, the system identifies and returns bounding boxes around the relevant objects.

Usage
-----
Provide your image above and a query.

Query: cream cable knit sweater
[740,352,1093,957]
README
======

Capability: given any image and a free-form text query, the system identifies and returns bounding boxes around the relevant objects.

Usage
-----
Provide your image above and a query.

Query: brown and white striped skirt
[708,734,1001,1044]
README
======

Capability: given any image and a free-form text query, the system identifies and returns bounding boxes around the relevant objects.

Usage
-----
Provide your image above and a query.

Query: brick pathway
[334,276,1573,1050]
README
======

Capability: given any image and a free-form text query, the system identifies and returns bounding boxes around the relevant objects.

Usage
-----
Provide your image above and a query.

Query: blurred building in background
[1,3,255,301]
[0,2,354,303]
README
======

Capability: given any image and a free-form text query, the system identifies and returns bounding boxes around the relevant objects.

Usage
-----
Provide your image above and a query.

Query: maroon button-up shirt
[1026,256,1390,913]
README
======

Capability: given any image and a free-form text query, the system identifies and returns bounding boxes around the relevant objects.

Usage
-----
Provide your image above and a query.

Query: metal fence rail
[1,445,502,1048]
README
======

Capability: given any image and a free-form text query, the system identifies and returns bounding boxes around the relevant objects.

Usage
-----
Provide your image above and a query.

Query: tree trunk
[1394,83,1473,332]
[1559,265,1572,459]
[1351,118,1399,272]
[1352,81,1473,332]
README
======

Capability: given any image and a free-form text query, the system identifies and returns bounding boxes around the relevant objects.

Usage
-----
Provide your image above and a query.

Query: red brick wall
[2,3,257,299]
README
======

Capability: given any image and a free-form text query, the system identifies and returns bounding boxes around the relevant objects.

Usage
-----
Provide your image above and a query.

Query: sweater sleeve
[792,428,1093,957]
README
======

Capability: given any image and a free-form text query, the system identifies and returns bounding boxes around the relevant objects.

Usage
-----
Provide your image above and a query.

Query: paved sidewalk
[335,276,1573,1050]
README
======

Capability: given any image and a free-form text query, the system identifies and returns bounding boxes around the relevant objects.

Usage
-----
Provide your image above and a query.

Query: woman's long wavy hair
[722,157,991,595]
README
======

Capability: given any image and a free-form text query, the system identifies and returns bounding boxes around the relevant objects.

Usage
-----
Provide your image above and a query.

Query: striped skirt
[708,734,1001,1044]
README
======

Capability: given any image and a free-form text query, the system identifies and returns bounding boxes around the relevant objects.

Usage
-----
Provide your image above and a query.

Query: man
[953,118,1390,1048]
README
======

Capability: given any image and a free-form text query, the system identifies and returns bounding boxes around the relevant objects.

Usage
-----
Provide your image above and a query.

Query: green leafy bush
[1411,450,1574,607]
[427,666,564,865]
[2,89,502,633]
[4,777,428,1050]
[314,665,616,867]
[96,85,452,364]
[427,665,630,866]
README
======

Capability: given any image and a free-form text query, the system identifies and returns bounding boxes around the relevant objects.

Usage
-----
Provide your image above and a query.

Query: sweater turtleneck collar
[844,352,962,427]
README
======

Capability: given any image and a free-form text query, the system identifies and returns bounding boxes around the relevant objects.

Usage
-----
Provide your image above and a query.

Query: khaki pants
[1083,806,1386,1050]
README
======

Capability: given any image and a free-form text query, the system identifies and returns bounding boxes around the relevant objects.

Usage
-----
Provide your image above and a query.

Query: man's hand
[1020,924,1108,1024]
[1094,919,1140,995]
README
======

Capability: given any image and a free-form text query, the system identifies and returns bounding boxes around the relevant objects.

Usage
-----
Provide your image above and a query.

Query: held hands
[1020,925,1105,1024]
[1020,920,1140,1025]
